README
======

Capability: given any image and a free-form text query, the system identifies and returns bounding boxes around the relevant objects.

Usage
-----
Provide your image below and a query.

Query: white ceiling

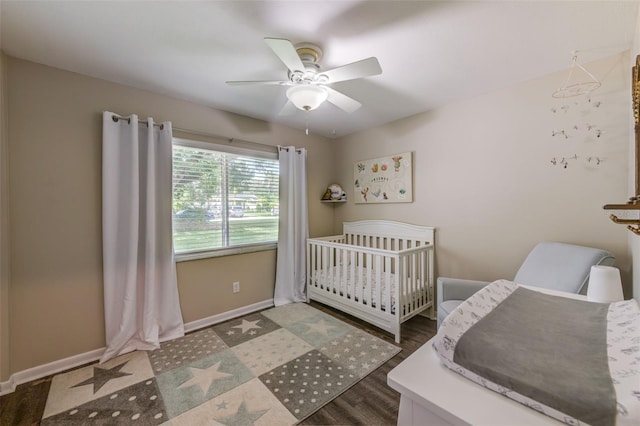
[1,1,638,138]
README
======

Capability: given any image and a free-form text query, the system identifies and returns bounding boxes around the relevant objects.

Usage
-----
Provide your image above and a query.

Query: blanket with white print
[433,279,639,426]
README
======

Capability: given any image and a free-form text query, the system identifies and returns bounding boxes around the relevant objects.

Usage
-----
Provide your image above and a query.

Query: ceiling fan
[226,37,382,114]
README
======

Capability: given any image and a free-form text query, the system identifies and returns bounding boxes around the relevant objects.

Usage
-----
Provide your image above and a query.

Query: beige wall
[5,57,335,375]
[333,54,632,294]
[0,50,10,381]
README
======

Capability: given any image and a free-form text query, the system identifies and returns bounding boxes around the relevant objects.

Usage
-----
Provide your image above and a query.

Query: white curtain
[101,111,184,363]
[274,146,309,306]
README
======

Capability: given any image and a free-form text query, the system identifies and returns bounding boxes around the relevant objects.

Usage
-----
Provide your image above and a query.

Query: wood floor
[0,302,436,426]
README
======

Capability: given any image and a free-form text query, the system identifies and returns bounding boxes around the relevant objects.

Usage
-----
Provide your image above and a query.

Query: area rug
[40,303,400,425]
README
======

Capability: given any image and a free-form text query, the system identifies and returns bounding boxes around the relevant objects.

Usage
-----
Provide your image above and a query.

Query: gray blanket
[453,287,615,426]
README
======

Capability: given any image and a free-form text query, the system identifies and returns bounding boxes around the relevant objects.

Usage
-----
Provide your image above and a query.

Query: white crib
[306,220,435,343]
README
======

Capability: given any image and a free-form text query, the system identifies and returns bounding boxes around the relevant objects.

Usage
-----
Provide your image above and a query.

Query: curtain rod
[277,145,304,153]
[111,113,277,152]
[173,127,277,152]
[111,114,165,129]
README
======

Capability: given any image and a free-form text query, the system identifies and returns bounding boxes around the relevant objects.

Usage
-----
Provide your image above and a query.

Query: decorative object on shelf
[587,265,624,303]
[603,55,640,236]
[322,183,346,201]
[552,51,602,98]
[353,152,413,204]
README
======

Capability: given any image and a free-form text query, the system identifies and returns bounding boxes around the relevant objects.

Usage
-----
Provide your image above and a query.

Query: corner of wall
[0,50,11,381]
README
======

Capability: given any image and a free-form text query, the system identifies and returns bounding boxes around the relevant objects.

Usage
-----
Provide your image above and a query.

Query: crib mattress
[433,279,640,426]
[312,266,424,313]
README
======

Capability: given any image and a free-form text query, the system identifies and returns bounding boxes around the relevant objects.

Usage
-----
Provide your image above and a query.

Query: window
[172,138,279,259]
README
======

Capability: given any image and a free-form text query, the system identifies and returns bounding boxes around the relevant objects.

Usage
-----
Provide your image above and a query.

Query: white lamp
[286,85,328,111]
[587,265,624,303]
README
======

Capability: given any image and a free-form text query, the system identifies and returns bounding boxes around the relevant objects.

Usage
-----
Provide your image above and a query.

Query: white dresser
[387,337,563,425]
[387,286,590,425]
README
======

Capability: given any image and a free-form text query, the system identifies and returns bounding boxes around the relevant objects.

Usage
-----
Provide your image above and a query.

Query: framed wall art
[353,151,413,204]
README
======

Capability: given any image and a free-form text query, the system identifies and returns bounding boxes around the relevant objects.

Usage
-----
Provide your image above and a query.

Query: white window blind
[172,139,279,257]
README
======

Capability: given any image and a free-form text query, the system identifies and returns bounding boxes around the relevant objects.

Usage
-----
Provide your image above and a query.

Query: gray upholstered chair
[436,242,616,329]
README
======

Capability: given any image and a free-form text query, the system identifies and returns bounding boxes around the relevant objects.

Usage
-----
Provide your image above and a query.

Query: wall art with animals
[353,152,413,204]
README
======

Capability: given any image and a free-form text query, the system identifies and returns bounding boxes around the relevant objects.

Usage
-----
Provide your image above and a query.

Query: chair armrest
[437,277,491,306]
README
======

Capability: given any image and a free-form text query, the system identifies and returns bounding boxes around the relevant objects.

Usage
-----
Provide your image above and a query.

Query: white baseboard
[183,299,274,333]
[0,298,274,396]
[0,347,104,396]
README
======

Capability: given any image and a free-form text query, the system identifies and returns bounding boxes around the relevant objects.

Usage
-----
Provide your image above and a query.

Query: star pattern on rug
[304,319,336,336]
[216,400,268,426]
[232,319,262,334]
[42,304,401,425]
[177,361,233,393]
[71,361,132,394]
[42,378,166,425]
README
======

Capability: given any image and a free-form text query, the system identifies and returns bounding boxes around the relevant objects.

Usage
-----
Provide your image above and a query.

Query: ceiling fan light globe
[286,85,328,111]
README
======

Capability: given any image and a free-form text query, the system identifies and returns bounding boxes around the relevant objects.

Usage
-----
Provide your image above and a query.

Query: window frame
[172,137,279,262]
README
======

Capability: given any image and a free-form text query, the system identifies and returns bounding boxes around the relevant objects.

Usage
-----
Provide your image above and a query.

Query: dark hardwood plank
[0,376,52,426]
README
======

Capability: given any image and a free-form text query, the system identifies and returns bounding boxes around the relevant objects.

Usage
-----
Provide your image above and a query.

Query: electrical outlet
[232,281,240,293]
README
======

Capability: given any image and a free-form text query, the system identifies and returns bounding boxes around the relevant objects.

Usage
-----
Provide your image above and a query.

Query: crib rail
[306,235,433,319]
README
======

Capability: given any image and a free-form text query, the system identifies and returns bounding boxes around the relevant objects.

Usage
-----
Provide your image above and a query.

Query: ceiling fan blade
[264,37,305,73]
[321,57,382,83]
[226,80,289,86]
[325,87,362,113]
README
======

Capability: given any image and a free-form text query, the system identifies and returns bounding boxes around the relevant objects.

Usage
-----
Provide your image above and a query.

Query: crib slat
[335,245,341,297]
[341,246,348,300]
[366,253,373,309]
[413,245,417,314]
[323,245,330,293]
[349,249,355,303]
[400,250,405,314]
[411,251,418,311]
[408,252,413,313]
[356,250,363,305]
[385,255,392,315]
[408,252,414,314]
[331,245,337,294]
[427,249,432,303]
[374,253,380,311]
[419,246,424,306]
[421,248,427,306]
[306,241,311,297]
[416,251,421,311]
[421,244,427,307]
